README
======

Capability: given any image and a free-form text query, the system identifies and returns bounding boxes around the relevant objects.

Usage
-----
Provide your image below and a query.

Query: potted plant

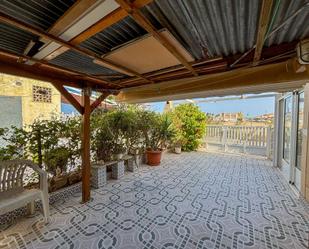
[92,118,114,164]
[44,146,71,192]
[145,114,174,166]
[173,137,186,154]
[113,142,126,160]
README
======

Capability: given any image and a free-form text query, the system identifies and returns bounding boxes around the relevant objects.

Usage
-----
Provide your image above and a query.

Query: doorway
[278,91,304,191]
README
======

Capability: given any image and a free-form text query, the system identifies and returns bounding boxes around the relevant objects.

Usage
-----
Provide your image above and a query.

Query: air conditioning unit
[297,38,309,64]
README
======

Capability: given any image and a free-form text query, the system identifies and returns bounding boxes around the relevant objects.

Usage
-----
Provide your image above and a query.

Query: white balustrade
[205,125,273,157]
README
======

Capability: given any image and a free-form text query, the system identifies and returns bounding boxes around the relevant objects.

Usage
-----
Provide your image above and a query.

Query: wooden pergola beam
[44,0,153,61]
[0,49,119,88]
[47,0,98,37]
[0,13,152,83]
[0,54,82,89]
[90,92,111,113]
[115,0,198,77]
[70,0,153,45]
[30,0,98,58]
[52,84,84,114]
[253,0,274,64]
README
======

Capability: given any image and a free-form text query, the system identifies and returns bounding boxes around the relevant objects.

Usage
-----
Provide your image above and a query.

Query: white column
[301,83,309,200]
[273,94,280,167]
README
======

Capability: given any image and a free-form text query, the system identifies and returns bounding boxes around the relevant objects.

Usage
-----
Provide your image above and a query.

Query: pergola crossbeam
[44,0,153,61]
[90,92,111,113]
[52,84,84,114]
[253,0,274,64]
[0,13,151,83]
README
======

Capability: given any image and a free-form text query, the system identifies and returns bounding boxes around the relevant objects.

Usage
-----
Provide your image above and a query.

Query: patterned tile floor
[1,152,309,249]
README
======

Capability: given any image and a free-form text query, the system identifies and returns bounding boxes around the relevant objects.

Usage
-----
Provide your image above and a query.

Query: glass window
[283,96,292,163]
[296,92,304,170]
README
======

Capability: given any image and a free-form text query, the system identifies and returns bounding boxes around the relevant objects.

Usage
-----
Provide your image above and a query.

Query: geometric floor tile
[1,152,309,249]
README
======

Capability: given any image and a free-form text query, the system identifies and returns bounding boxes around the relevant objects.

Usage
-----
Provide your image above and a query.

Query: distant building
[0,74,61,128]
[253,113,274,122]
[215,112,242,122]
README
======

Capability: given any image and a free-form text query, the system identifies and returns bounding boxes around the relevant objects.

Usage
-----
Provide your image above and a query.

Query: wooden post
[81,86,91,203]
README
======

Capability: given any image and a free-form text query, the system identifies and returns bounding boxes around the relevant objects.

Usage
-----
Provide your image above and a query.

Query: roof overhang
[116,58,309,103]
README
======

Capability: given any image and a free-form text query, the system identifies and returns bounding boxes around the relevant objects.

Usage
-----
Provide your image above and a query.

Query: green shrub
[171,103,206,151]
[44,146,72,176]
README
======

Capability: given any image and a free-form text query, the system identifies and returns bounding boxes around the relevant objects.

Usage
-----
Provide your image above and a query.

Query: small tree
[236,112,244,124]
[0,126,29,161]
[172,103,206,151]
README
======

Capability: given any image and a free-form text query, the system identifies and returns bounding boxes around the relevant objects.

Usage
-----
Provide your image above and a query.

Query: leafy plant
[92,117,114,162]
[136,109,158,150]
[0,126,29,161]
[146,113,175,151]
[44,146,72,177]
[171,103,206,151]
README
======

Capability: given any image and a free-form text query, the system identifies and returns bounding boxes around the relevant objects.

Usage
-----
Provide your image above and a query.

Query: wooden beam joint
[90,92,111,113]
[52,83,84,114]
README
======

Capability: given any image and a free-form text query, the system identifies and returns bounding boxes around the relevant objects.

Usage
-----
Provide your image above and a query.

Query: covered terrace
[0,0,309,248]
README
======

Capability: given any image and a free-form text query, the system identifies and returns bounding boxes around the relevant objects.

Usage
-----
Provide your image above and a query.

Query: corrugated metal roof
[141,0,309,59]
[0,0,76,30]
[142,0,262,59]
[0,0,308,85]
[80,16,150,55]
[0,23,38,54]
[0,0,76,55]
[264,0,309,46]
[49,50,126,77]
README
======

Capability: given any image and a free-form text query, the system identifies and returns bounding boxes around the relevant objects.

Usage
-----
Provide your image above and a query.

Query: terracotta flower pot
[146,149,162,166]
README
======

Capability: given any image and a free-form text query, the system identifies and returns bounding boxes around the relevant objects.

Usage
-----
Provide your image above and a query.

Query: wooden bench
[0,160,50,222]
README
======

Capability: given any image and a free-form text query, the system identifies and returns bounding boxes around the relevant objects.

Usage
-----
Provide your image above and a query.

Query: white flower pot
[175,147,182,154]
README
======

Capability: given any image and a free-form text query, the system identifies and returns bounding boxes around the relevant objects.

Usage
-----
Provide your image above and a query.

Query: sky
[61,89,275,118]
[147,96,275,118]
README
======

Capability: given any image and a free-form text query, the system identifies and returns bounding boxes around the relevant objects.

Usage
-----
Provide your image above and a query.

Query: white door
[281,95,293,182]
[294,91,304,190]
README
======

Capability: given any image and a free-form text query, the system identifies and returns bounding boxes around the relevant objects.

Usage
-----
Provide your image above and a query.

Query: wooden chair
[0,160,50,222]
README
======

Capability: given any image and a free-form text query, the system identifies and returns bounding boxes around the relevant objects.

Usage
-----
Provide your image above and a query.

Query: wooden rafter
[25,0,98,56]
[52,84,84,114]
[43,0,153,62]
[253,0,274,65]
[0,49,121,88]
[0,13,152,83]
[90,92,111,113]
[115,0,198,77]
[0,53,83,88]
[47,0,98,37]
[70,0,153,45]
